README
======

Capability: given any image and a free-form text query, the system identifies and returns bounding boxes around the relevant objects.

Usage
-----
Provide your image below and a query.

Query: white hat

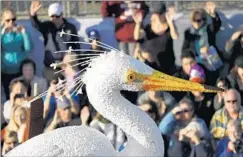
[48,3,63,17]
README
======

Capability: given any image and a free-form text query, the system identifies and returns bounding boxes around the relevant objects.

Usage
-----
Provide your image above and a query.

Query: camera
[234,136,243,153]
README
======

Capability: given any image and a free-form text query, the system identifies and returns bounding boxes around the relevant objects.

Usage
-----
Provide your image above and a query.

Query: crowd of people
[1,1,243,156]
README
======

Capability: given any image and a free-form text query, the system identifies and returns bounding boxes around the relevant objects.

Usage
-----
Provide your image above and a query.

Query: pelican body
[6,51,222,156]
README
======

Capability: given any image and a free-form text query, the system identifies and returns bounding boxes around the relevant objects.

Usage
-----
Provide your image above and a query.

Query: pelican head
[83,51,223,93]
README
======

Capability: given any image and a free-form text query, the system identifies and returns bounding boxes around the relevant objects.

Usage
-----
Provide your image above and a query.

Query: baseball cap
[56,96,71,110]
[48,3,63,17]
[87,29,100,40]
[189,64,206,83]
[234,55,243,68]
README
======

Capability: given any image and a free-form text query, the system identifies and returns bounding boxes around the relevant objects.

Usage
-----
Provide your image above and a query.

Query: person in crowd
[213,77,231,111]
[29,1,80,83]
[171,50,196,101]
[1,130,18,156]
[186,64,215,127]
[159,98,213,157]
[89,112,125,151]
[10,59,47,97]
[44,78,81,132]
[61,53,82,90]
[217,119,243,157]
[78,29,104,71]
[182,2,222,84]
[3,80,27,123]
[139,100,160,123]
[43,75,80,125]
[134,43,161,71]
[60,52,94,126]
[87,29,105,52]
[1,8,32,100]
[227,55,243,103]
[6,106,28,144]
[101,1,149,56]
[137,91,176,121]
[224,25,243,70]
[133,3,178,75]
[210,89,243,141]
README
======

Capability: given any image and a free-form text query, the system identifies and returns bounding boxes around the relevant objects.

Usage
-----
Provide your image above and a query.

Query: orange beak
[141,70,223,93]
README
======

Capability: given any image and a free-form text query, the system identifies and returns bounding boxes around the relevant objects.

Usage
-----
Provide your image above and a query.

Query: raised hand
[132,11,143,24]
[80,106,90,125]
[30,1,42,16]
[166,6,176,24]
[231,31,242,41]
[47,82,56,96]
[165,12,174,26]
[205,1,216,16]
[53,110,61,124]
[63,89,72,100]
[16,26,26,34]
[228,141,236,153]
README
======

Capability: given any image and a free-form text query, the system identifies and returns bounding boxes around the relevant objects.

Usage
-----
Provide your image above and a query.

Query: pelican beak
[142,70,223,93]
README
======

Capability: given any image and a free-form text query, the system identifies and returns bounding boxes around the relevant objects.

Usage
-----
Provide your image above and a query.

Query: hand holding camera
[228,131,243,154]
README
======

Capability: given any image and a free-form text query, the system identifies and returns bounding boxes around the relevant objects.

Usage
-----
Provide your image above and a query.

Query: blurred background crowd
[1,1,243,156]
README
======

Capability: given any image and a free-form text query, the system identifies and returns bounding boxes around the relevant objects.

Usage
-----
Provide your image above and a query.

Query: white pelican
[6,35,222,157]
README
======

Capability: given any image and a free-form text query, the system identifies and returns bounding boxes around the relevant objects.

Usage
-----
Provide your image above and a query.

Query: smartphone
[14,94,25,99]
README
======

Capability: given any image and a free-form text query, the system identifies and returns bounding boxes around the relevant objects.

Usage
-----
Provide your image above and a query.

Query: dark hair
[50,74,65,85]
[216,76,231,89]
[4,130,18,142]
[149,1,166,14]
[181,49,196,60]
[19,59,36,75]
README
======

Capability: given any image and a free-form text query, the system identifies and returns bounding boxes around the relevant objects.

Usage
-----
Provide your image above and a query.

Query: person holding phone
[3,80,27,124]
[1,8,32,100]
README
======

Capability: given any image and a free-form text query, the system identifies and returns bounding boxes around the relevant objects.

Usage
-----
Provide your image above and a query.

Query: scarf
[190,25,209,63]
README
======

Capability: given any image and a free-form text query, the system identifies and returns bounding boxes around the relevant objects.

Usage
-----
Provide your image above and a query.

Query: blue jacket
[217,137,243,157]
[1,31,32,74]
[159,112,211,140]
[159,112,214,157]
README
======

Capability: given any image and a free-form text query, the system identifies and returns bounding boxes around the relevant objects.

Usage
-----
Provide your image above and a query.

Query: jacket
[101,1,148,42]
[30,15,80,67]
[1,31,32,74]
[182,12,222,59]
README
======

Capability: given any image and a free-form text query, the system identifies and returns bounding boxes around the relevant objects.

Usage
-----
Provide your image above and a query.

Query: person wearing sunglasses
[210,89,243,141]
[29,1,80,83]
[182,2,222,83]
[1,8,32,101]
[213,77,231,111]
[159,98,213,157]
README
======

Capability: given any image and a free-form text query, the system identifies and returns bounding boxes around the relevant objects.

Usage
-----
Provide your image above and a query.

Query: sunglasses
[5,141,18,145]
[6,18,16,22]
[51,15,61,18]
[194,19,203,23]
[175,109,193,115]
[226,100,237,104]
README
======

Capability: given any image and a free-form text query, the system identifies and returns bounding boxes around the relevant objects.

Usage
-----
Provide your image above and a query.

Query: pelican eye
[127,71,136,82]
